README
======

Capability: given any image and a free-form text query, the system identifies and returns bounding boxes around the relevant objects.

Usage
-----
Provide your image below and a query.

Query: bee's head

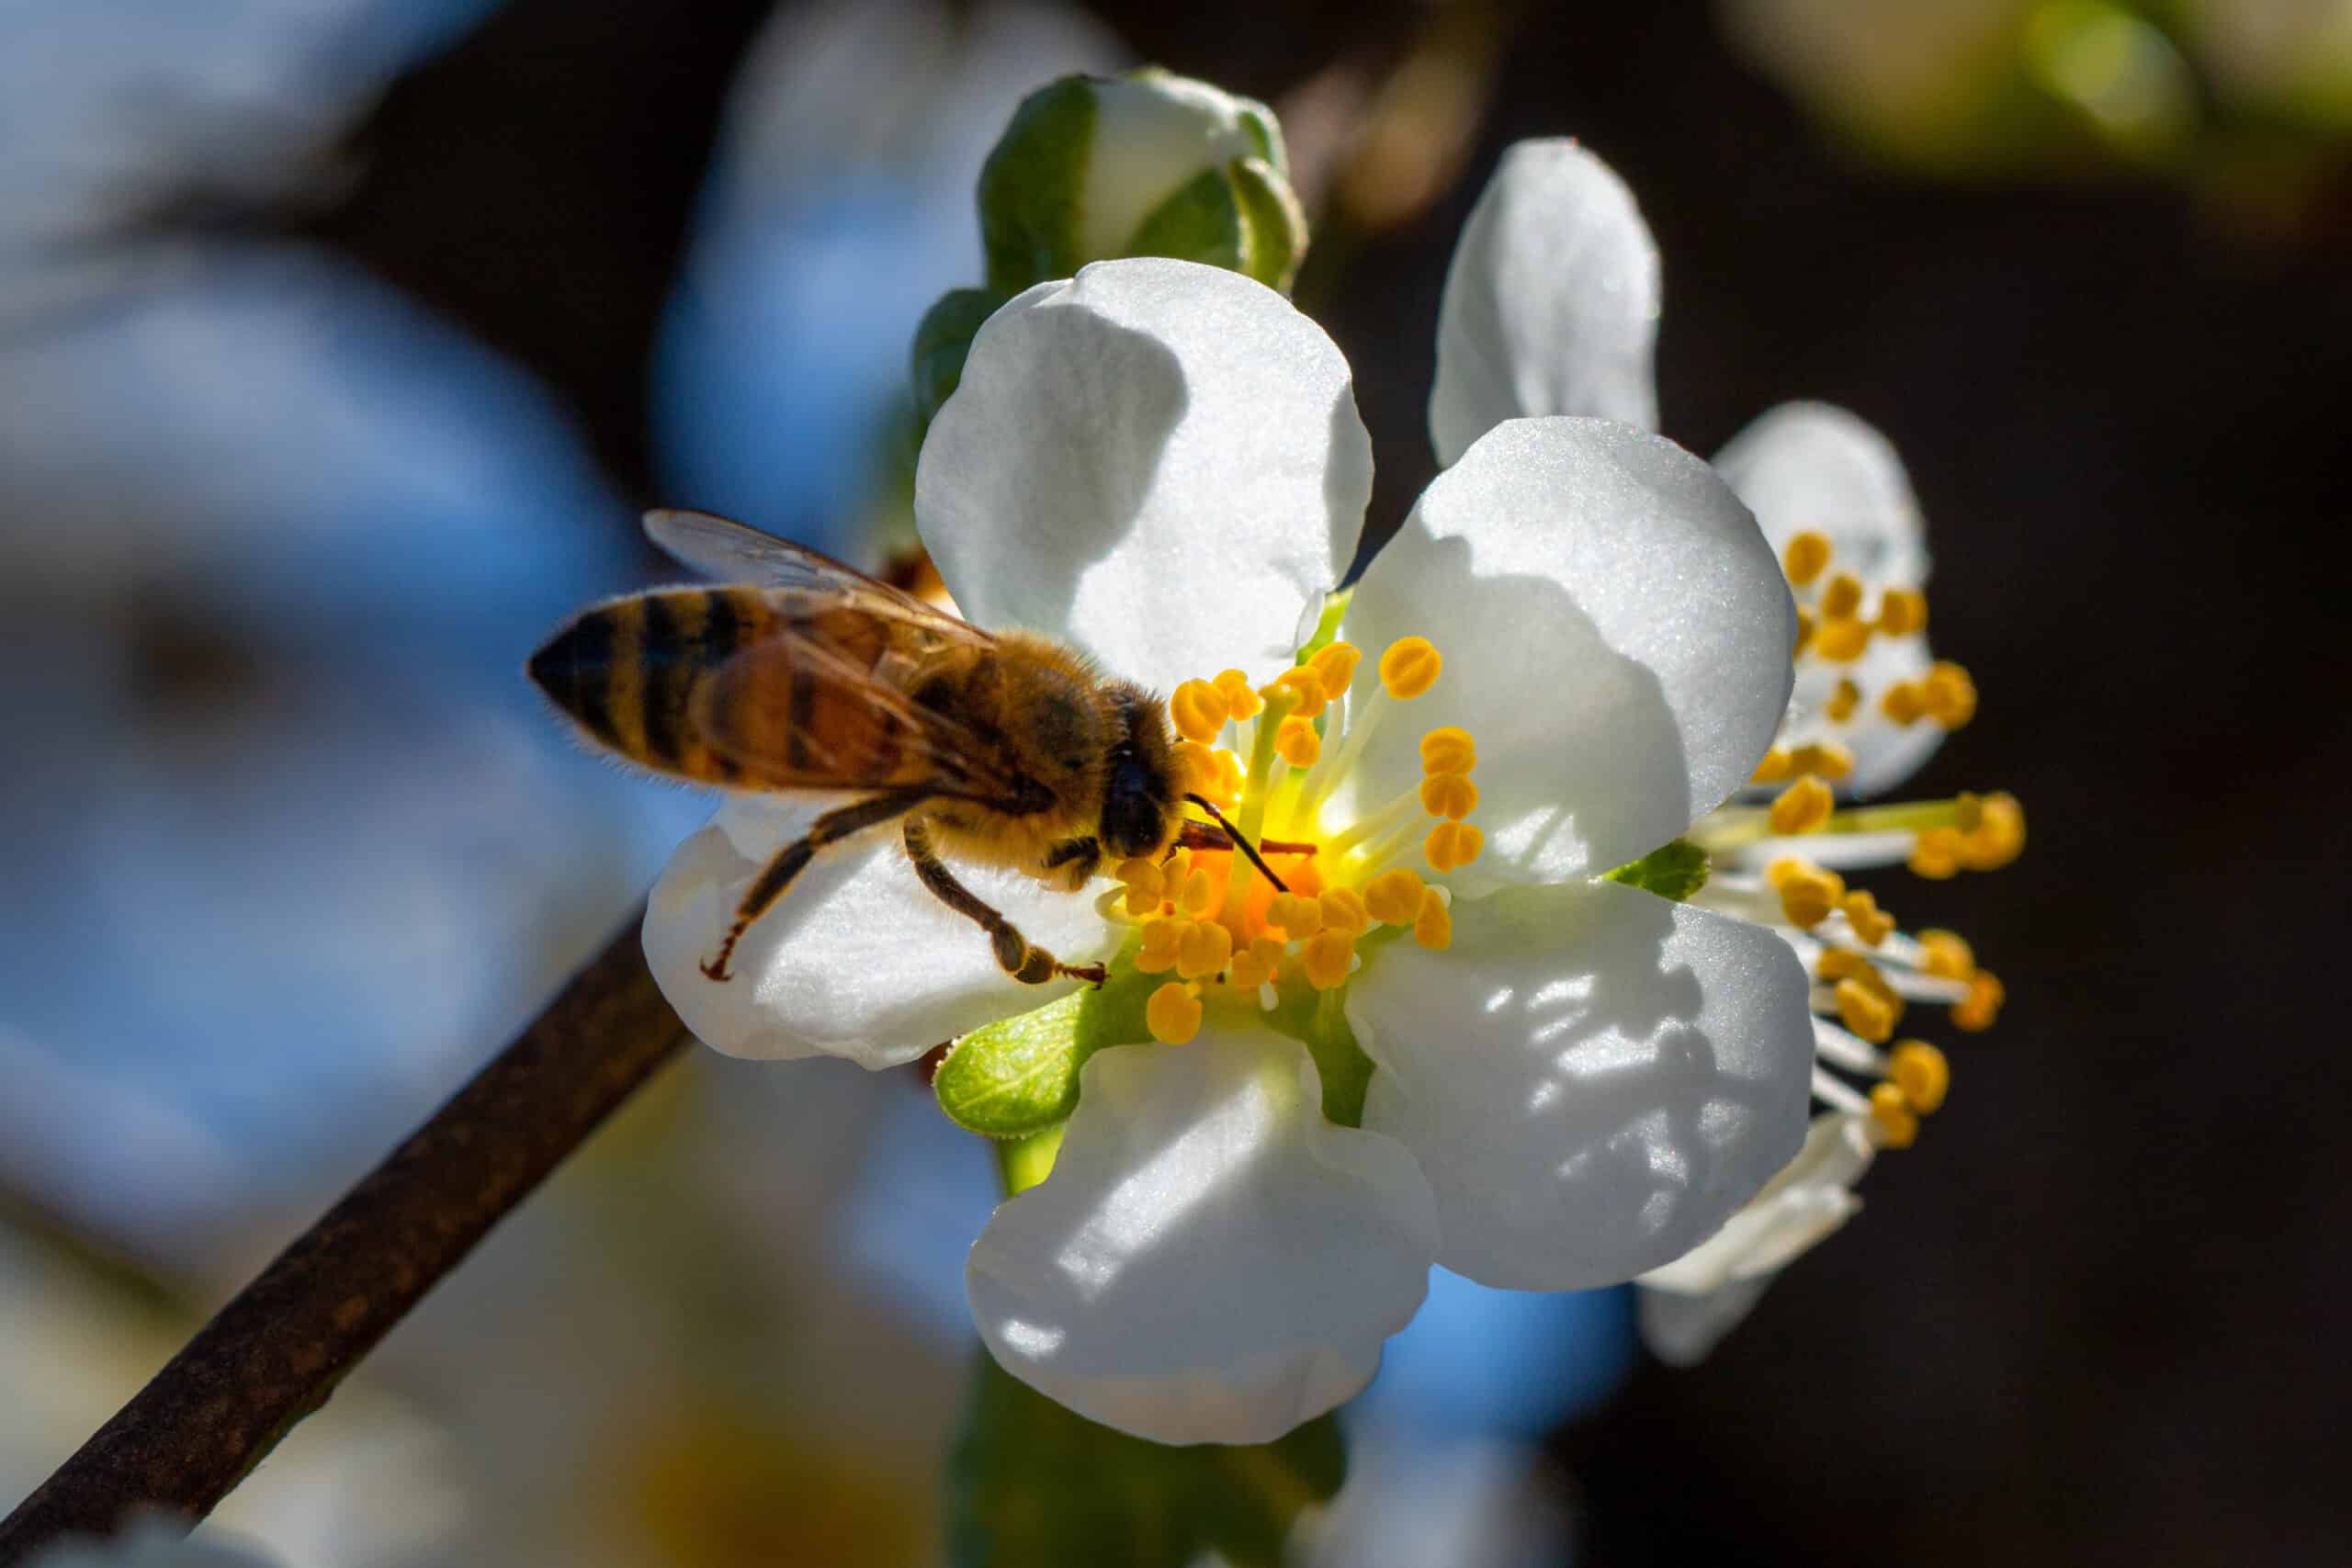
[1100,682,1178,860]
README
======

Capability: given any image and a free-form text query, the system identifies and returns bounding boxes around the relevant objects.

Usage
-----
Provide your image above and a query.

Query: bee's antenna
[1183,795,1289,894]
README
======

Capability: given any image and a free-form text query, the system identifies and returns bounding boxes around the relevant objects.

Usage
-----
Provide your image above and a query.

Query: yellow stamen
[1786,741,1855,784]
[1824,678,1861,723]
[1136,917,1184,975]
[1783,530,1832,587]
[1173,739,1240,809]
[1923,660,1977,728]
[1793,605,1817,657]
[1814,616,1872,662]
[1215,669,1263,721]
[1815,948,1873,984]
[1917,929,1975,981]
[1769,773,1835,836]
[1266,891,1323,940]
[1363,867,1427,925]
[1379,637,1442,699]
[1419,773,1478,819]
[1908,828,1962,880]
[1146,981,1204,1044]
[1170,679,1227,745]
[1878,587,1928,637]
[1840,888,1895,946]
[1419,726,1476,775]
[1867,1082,1919,1148]
[1835,976,1904,1044]
[1424,820,1484,873]
[1960,791,2025,869]
[1412,886,1453,950]
[1307,642,1362,700]
[1227,942,1274,990]
[1318,887,1371,937]
[1301,929,1356,990]
[1116,858,1164,917]
[1750,747,1793,785]
[1821,572,1864,621]
[1880,681,1927,726]
[1180,865,1219,918]
[1953,969,2005,1032]
[1266,665,1329,721]
[1177,919,1234,981]
[1888,1041,1950,1114]
[1274,715,1321,768]
[1767,856,1844,929]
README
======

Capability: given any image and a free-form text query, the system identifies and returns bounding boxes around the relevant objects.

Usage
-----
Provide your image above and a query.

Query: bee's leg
[905,819,1107,986]
[702,793,927,981]
[1042,836,1102,892]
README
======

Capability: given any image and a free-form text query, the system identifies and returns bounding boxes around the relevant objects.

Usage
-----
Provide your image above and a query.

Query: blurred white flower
[19,1517,277,1568]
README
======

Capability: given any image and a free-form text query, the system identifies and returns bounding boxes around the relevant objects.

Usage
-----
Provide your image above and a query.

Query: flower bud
[978,69,1308,298]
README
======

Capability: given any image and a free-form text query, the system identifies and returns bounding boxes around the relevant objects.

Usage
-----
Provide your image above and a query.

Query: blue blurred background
[3,2,2346,1565]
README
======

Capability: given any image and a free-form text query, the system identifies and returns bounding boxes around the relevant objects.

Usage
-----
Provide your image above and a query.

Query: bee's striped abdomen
[529,587,774,783]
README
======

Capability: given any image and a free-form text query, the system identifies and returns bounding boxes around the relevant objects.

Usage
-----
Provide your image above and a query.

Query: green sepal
[934,964,1159,1139]
[1227,156,1307,292]
[911,287,1007,435]
[1602,838,1712,902]
[1260,987,1374,1127]
[948,1351,1346,1568]
[1122,163,1246,276]
[978,77,1096,297]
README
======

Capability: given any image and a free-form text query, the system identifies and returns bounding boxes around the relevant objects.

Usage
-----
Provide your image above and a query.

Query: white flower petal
[1350,879,1814,1291]
[917,257,1371,692]
[967,1024,1438,1444]
[1638,1110,1873,1295]
[1635,1274,1773,1368]
[1712,401,1930,588]
[643,797,1120,1068]
[1339,419,1795,895]
[1429,139,1660,466]
[1786,627,1946,797]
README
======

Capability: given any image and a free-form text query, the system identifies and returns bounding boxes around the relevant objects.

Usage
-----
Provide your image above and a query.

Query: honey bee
[530,510,1288,986]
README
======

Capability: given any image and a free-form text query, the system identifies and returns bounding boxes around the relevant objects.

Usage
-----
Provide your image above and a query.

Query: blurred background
[1,1,2346,1564]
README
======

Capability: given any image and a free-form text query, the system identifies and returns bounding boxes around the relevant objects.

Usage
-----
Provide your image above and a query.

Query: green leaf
[910,288,1007,435]
[934,965,1159,1138]
[1602,838,1712,902]
[948,1352,1346,1568]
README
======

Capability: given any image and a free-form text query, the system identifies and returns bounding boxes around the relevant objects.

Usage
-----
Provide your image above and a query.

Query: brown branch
[0,911,686,1562]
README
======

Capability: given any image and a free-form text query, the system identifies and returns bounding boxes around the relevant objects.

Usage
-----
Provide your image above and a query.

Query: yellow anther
[1952,969,2005,1032]
[1214,669,1264,720]
[1419,727,1477,775]
[1923,660,1977,728]
[1820,572,1864,621]
[1300,929,1357,990]
[1750,747,1793,785]
[1768,857,1845,929]
[1363,867,1427,926]
[1161,845,1193,883]
[1247,934,1286,978]
[1960,791,2025,870]
[1769,773,1836,836]
[1793,604,1817,657]
[1424,820,1484,873]
[1136,917,1185,975]
[1880,680,1927,726]
[1274,715,1322,768]
[1786,741,1855,784]
[1379,637,1442,699]
[1813,616,1872,662]
[1835,976,1904,1044]
[1227,942,1274,990]
[1318,887,1371,938]
[1413,886,1453,951]
[1888,1041,1951,1114]
[1840,888,1895,946]
[1266,892,1323,939]
[1263,666,1328,721]
[1173,740,1238,809]
[1419,773,1479,820]
[1116,856,1164,916]
[1180,865,1220,918]
[1824,678,1862,723]
[1815,948,1874,984]
[1146,981,1204,1044]
[1307,641,1362,700]
[1170,679,1228,744]
[1783,530,1833,587]
[1177,919,1234,981]
[1908,828,1962,880]
[1867,1082,1919,1149]
[1917,929,1975,981]
[1878,587,1928,637]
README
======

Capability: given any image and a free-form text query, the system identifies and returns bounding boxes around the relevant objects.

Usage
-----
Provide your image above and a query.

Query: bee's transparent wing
[643,509,977,638]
